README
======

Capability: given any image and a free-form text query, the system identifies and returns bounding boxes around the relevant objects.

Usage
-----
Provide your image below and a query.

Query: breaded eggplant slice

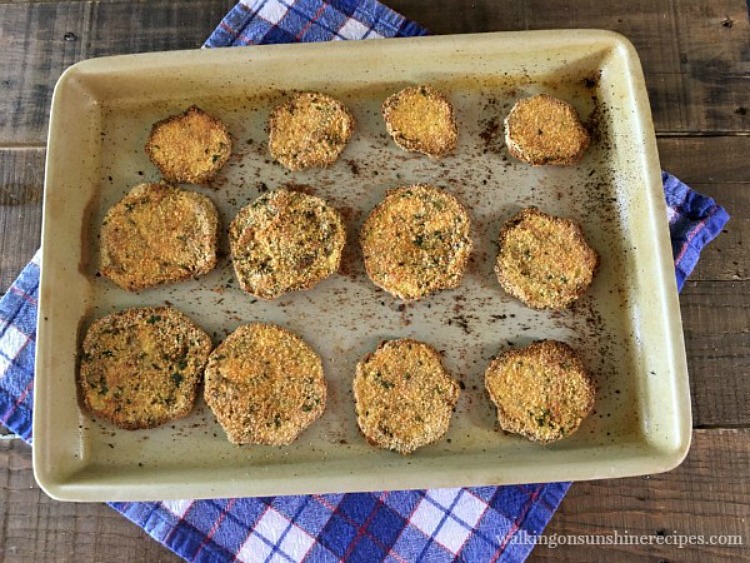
[268,92,354,170]
[485,340,595,443]
[360,184,472,300]
[354,338,460,454]
[146,105,232,185]
[382,84,457,158]
[504,94,590,165]
[100,183,219,291]
[229,188,346,299]
[204,323,326,446]
[495,207,598,310]
[79,307,212,430]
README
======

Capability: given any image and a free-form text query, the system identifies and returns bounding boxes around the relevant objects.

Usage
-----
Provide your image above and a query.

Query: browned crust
[78,307,212,430]
[146,105,232,185]
[203,323,327,446]
[228,188,346,299]
[99,183,219,292]
[494,207,598,310]
[268,92,355,171]
[360,184,473,301]
[382,85,458,158]
[353,338,460,454]
[504,94,590,166]
[484,340,595,444]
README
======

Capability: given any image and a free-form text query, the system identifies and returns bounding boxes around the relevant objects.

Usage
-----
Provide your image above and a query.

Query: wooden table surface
[1,0,748,560]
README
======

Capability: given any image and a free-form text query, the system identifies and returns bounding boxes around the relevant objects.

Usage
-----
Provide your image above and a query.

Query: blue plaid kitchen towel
[0,0,731,561]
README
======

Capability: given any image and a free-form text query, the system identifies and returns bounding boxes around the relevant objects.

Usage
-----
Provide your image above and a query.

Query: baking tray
[34,30,691,502]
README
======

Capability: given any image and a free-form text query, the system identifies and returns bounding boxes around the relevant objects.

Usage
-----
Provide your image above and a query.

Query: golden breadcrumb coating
[100,183,219,291]
[354,338,460,454]
[360,184,472,300]
[79,306,212,430]
[204,323,326,446]
[229,188,345,299]
[504,94,589,166]
[146,105,232,184]
[495,207,598,309]
[382,84,457,158]
[485,340,595,443]
[268,92,354,170]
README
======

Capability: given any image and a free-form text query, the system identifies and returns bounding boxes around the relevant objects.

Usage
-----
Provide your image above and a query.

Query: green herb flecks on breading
[203,323,327,446]
[353,338,460,454]
[79,307,212,430]
[495,207,598,310]
[360,184,472,300]
[229,188,346,299]
[485,340,595,444]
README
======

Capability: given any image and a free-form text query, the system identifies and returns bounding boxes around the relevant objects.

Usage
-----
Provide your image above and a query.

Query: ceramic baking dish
[34,29,691,502]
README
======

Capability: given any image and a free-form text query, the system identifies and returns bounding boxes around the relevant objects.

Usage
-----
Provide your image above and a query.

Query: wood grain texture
[86,0,235,57]
[0,149,44,291]
[680,184,747,282]
[671,0,750,134]
[530,429,750,561]
[681,281,750,428]
[0,439,181,562]
[0,1,89,144]
[658,136,750,186]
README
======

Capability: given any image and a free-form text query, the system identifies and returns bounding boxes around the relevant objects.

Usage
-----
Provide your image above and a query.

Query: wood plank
[657,136,749,284]
[390,0,525,33]
[394,0,679,71]
[531,428,750,561]
[0,439,181,562]
[672,0,750,134]
[0,0,234,145]
[523,0,681,74]
[0,1,89,144]
[86,0,235,57]
[0,149,44,292]
[658,136,750,186]
[680,281,750,428]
